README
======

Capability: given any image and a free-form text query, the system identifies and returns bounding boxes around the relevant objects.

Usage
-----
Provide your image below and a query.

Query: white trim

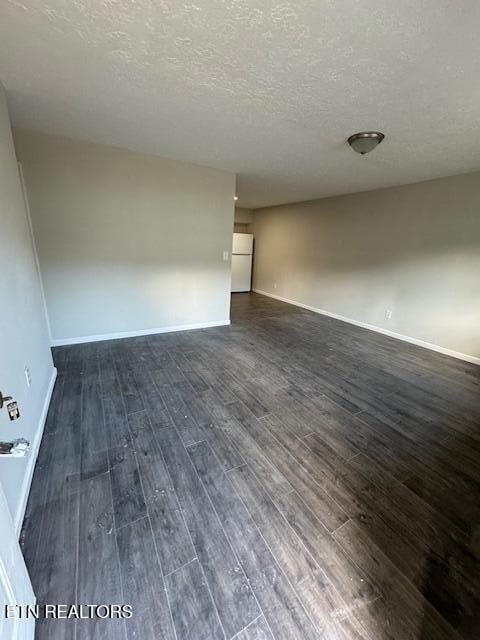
[14,367,57,537]
[253,289,480,366]
[51,319,231,346]
[17,163,52,343]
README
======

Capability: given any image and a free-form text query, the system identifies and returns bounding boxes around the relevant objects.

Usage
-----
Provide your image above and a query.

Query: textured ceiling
[1,1,480,208]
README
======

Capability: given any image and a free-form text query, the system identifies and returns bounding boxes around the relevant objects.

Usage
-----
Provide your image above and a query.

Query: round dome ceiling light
[348,131,385,155]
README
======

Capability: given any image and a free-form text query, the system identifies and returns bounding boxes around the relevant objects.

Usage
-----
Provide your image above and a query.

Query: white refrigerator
[231,233,253,292]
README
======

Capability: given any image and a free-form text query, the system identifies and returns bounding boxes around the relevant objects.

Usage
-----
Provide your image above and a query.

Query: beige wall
[14,129,235,344]
[253,172,480,360]
[234,207,253,233]
[235,207,253,224]
[0,87,53,528]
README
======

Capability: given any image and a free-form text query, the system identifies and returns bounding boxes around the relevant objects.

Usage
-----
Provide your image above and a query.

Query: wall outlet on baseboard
[385,309,392,320]
[24,366,31,387]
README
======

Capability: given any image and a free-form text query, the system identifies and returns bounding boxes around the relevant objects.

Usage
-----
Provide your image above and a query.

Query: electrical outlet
[385,309,392,320]
[222,250,229,261]
[24,367,31,387]
[273,282,278,289]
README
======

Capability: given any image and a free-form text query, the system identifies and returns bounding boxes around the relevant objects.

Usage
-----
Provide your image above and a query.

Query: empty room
[0,2,479,639]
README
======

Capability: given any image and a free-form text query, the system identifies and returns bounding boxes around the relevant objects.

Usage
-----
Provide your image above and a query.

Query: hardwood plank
[130,366,172,430]
[156,380,205,446]
[109,441,147,530]
[271,489,378,619]
[117,516,175,640]
[251,414,349,533]
[284,392,411,482]
[128,411,196,575]
[30,489,79,640]
[235,615,275,640]
[157,426,260,638]
[301,434,480,633]
[214,406,292,496]
[111,342,145,415]
[99,358,132,451]
[77,473,126,640]
[81,370,108,480]
[168,348,210,392]
[189,440,321,640]
[347,452,400,490]
[183,389,245,470]
[220,371,270,418]
[228,463,371,639]
[189,359,238,403]
[333,520,461,640]
[165,559,224,640]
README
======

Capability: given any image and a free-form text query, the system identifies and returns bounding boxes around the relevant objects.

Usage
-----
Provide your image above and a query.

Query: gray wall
[0,85,54,529]
[253,172,480,360]
[14,129,236,344]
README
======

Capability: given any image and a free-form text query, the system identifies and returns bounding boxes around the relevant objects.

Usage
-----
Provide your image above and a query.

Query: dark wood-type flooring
[21,292,480,640]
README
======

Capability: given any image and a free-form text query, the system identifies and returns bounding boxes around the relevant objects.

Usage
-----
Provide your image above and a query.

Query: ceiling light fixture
[348,131,385,155]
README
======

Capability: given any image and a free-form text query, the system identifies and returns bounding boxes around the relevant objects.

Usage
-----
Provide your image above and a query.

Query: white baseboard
[51,319,231,347]
[15,366,57,537]
[253,288,480,366]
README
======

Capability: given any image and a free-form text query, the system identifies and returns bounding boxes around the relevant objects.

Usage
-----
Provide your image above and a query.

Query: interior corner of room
[250,176,480,364]
[0,86,236,530]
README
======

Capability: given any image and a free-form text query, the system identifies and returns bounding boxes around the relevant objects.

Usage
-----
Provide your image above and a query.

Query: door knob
[0,392,13,410]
